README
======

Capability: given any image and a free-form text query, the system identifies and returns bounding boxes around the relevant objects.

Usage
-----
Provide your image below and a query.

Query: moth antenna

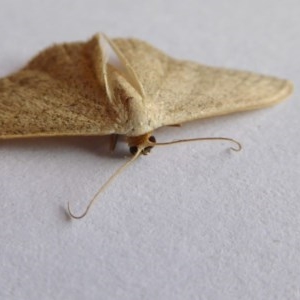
[68,149,142,219]
[155,137,242,152]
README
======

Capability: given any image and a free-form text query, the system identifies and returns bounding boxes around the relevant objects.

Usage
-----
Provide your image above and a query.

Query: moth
[0,34,293,218]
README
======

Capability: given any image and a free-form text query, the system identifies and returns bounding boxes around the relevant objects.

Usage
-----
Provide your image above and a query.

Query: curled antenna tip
[67,202,89,220]
[229,139,242,152]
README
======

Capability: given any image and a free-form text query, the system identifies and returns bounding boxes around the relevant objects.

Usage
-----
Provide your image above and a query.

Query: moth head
[127,133,156,155]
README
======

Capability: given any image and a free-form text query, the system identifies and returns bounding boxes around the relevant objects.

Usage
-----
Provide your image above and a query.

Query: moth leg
[109,134,119,152]
[168,124,182,127]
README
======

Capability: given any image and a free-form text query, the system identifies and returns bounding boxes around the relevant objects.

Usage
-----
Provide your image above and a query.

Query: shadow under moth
[0,34,293,219]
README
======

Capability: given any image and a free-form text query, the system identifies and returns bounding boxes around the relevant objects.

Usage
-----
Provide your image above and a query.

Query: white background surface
[0,1,299,299]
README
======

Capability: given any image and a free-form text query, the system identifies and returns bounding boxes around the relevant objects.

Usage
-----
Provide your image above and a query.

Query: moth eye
[148,136,156,143]
[130,146,138,155]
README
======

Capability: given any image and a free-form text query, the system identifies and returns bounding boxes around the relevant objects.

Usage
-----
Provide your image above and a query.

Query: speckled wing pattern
[0,36,127,139]
[113,38,293,130]
[0,35,293,139]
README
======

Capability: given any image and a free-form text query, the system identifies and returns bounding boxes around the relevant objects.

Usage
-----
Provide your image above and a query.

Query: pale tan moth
[0,34,293,218]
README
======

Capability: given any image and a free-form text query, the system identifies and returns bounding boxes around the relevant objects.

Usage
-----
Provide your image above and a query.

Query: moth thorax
[125,95,154,136]
[127,133,156,155]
